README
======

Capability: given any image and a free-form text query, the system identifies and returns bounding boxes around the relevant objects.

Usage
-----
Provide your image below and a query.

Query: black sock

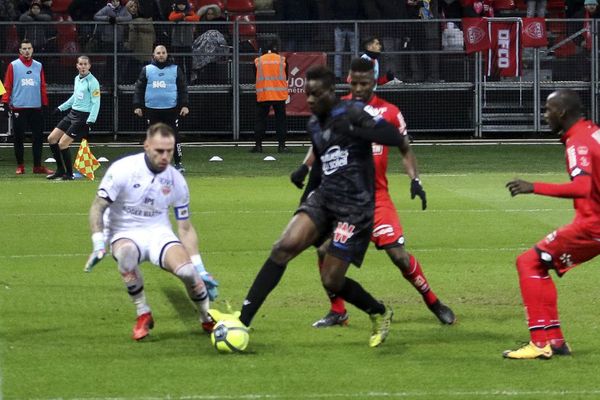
[337,277,385,315]
[50,144,64,173]
[239,257,287,327]
[61,148,73,176]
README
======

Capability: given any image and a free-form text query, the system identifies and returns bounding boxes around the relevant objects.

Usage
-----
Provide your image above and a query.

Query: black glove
[0,103,7,117]
[86,122,95,132]
[290,164,309,189]
[108,16,116,24]
[386,70,394,81]
[52,107,61,115]
[410,178,427,210]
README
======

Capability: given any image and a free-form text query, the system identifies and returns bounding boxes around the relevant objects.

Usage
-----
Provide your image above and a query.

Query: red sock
[516,249,550,347]
[403,254,438,306]
[542,275,565,346]
[318,258,346,314]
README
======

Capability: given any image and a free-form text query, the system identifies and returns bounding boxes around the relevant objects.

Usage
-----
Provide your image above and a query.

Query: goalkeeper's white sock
[173,262,210,322]
[191,254,206,274]
[115,246,150,316]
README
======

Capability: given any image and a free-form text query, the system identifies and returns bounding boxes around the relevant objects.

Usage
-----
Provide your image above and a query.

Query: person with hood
[93,0,133,52]
[133,45,189,173]
[168,0,199,81]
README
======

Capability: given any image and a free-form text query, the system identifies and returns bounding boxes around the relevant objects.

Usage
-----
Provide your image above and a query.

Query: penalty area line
[37,389,600,400]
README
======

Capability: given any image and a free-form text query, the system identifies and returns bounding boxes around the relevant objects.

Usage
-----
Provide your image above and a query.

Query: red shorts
[371,199,404,249]
[536,222,600,276]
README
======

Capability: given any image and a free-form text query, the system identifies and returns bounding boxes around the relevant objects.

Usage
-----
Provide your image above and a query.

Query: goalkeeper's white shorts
[108,226,181,268]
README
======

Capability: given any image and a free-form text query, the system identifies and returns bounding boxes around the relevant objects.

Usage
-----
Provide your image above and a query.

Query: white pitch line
[33,389,600,400]
[0,247,530,260]
[3,208,570,218]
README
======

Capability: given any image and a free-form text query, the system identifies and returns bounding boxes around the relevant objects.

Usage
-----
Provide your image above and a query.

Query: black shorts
[56,109,90,140]
[296,189,373,267]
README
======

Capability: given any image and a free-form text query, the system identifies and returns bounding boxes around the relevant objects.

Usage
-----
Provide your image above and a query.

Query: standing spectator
[47,55,101,180]
[93,0,132,52]
[40,0,54,18]
[0,0,19,55]
[406,0,440,82]
[363,0,408,81]
[330,0,362,82]
[527,0,547,16]
[133,45,189,173]
[168,0,199,81]
[274,0,318,51]
[124,0,155,82]
[503,90,599,359]
[68,0,106,50]
[251,41,288,153]
[0,39,53,175]
[19,1,52,53]
[357,37,396,89]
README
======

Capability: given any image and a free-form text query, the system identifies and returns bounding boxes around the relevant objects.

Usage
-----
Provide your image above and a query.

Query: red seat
[55,16,80,66]
[230,13,256,37]
[4,25,19,53]
[547,0,565,10]
[226,0,255,13]
[51,0,73,13]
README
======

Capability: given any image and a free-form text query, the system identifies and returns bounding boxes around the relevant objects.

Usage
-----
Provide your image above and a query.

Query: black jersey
[308,100,379,210]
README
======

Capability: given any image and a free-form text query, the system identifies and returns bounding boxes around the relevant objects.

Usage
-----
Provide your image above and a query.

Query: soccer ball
[210,320,249,353]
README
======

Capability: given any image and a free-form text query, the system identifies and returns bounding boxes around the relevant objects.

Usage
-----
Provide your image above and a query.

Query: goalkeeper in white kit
[85,123,219,340]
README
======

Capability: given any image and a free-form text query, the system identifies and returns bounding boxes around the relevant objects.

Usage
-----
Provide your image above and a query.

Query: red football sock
[516,249,550,347]
[542,276,565,346]
[403,254,438,306]
[318,258,346,314]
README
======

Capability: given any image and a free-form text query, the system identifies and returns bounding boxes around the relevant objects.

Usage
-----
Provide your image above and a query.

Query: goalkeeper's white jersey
[97,152,190,235]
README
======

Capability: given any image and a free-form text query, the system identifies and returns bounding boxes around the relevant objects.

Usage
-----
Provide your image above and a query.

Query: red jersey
[342,94,407,203]
[585,122,600,230]
[558,120,598,222]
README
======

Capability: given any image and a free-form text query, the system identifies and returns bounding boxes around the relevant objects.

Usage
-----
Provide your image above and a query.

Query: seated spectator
[169,0,199,80]
[68,0,106,50]
[527,0,547,17]
[19,1,53,52]
[197,3,227,36]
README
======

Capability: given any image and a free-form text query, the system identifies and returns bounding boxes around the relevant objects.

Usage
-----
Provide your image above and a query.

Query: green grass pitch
[2,143,600,399]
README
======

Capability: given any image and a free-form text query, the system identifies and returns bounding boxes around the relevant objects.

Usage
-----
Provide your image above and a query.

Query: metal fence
[0,19,598,140]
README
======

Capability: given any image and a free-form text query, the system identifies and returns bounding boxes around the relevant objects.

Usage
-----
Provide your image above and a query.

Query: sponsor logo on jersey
[333,222,355,244]
[559,252,574,267]
[567,146,577,169]
[545,230,557,243]
[133,183,141,188]
[144,197,154,205]
[321,145,349,175]
[20,78,35,86]
[373,224,394,237]
[152,80,167,88]
[161,185,171,195]
[364,105,387,118]
[467,26,485,45]
[577,146,589,155]
[372,144,384,155]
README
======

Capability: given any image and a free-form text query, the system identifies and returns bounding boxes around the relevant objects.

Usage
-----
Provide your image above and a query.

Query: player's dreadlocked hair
[350,57,374,73]
[147,122,175,139]
[306,65,335,89]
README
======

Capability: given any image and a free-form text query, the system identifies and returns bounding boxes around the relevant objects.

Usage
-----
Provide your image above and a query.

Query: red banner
[281,52,327,116]
[462,18,491,54]
[522,18,548,48]
[487,21,521,77]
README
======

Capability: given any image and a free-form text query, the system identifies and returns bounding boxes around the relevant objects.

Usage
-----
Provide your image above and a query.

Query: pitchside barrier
[0,18,597,140]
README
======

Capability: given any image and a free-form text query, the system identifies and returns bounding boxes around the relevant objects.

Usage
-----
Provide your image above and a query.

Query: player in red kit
[290,58,456,327]
[503,89,600,359]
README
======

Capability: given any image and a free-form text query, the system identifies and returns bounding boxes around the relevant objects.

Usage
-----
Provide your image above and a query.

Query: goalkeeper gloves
[410,178,427,210]
[200,271,219,301]
[290,164,309,189]
[84,232,106,272]
[192,254,219,300]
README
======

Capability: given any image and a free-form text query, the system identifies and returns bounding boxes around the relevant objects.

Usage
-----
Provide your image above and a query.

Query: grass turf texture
[2,144,600,399]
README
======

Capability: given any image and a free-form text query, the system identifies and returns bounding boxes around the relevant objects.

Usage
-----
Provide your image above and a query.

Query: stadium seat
[230,13,256,37]
[494,0,515,11]
[55,16,80,66]
[226,0,255,13]
[4,25,20,53]
[51,0,73,13]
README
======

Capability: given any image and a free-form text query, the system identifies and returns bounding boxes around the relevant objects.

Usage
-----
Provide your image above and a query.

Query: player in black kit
[210,66,403,348]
